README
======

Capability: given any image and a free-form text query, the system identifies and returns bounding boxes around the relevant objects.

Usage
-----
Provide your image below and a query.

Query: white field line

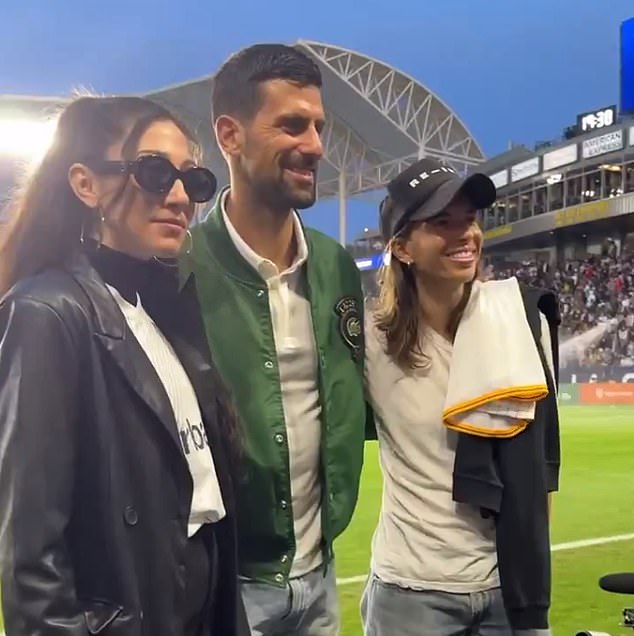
[335,532,634,587]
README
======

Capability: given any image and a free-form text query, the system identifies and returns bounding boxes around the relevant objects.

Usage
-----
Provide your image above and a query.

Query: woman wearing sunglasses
[0,96,248,636]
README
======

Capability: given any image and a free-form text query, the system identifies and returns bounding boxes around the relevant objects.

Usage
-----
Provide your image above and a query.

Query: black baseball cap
[379,157,497,241]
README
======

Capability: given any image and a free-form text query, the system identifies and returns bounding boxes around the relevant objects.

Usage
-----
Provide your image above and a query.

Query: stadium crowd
[489,246,634,373]
[358,240,634,373]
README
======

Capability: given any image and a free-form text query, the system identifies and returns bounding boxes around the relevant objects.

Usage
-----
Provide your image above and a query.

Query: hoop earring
[80,208,105,248]
[184,229,193,255]
[152,229,193,268]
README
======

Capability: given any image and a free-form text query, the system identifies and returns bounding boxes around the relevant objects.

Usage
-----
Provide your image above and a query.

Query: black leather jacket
[0,253,248,636]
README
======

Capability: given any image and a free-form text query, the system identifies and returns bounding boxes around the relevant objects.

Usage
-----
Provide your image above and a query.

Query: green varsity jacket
[180,191,368,586]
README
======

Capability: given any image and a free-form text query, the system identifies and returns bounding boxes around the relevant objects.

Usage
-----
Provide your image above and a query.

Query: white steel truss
[299,40,484,161]
[318,153,415,199]
[320,114,390,173]
[298,40,485,200]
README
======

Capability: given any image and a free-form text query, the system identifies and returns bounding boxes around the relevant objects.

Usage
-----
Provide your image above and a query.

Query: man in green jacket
[181,43,368,636]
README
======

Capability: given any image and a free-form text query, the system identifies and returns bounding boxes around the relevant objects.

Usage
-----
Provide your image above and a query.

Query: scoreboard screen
[622,17,634,113]
[577,106,616,133]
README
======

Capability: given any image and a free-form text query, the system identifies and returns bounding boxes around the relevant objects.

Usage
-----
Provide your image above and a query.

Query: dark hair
[0,95,199,296]
[212,43,322,121]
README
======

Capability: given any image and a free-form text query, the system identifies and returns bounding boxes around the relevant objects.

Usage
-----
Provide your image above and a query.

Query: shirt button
[274,433,285,444]
[281,554,289,564]
[123,506,138,526]
[280,499,288,509]
[257,289,265,298]
[275,573,284,583]
[264,360,274,369]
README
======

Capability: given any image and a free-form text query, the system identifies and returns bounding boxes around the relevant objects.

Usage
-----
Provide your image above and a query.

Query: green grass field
[0,405,632,635]
[334,405,634,636]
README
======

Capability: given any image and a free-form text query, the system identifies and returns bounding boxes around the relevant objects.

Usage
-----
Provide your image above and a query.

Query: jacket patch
[334,296,362,360]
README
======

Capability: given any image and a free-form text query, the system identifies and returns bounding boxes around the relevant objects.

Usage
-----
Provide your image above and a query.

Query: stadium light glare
[0,117,58,162]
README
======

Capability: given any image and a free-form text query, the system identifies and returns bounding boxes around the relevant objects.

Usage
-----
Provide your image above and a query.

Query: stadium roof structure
[149,41,486,216]
[0,40,486,243]
[295,40,487,195]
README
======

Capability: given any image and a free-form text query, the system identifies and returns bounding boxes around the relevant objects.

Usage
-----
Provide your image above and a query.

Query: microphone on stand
[574,575,634,634]
[599,573,634,595]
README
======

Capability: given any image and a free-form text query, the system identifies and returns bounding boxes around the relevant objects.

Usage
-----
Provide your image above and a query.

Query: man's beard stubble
[239,145,317,213]
[248,168,317,213]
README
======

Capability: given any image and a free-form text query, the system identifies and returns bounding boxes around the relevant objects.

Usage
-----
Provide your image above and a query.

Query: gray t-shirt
[365,312,554,593]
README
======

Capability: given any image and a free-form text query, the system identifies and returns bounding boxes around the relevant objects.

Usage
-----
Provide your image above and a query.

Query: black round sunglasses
[89,154,217,204]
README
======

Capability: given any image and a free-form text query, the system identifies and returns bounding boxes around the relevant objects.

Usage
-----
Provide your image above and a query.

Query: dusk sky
[2,0,633,241]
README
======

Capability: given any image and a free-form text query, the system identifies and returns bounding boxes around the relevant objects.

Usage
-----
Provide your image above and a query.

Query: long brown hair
[0,95,199,297]
[373,230,480,371]
[0,95,248,473]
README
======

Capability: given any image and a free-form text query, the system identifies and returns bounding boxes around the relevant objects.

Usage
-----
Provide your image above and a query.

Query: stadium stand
[490,249,634,375]
[347,99,634,389]
[354,237,634,375]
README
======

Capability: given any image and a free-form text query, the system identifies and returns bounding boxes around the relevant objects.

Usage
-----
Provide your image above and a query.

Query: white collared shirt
[222,192,323,577]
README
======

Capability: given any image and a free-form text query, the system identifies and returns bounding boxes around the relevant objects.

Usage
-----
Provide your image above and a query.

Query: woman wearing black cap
[0,95,248,636]
[361,157,560,635]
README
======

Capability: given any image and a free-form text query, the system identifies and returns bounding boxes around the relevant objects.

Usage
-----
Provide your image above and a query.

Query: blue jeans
[241,562,339,636]
[361,573,514,636]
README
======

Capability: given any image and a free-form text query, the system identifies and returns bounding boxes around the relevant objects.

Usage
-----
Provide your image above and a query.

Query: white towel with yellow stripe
[442,277,548,438]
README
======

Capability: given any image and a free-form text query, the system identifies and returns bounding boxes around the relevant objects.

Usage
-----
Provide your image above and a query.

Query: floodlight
[0,117,57,162]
